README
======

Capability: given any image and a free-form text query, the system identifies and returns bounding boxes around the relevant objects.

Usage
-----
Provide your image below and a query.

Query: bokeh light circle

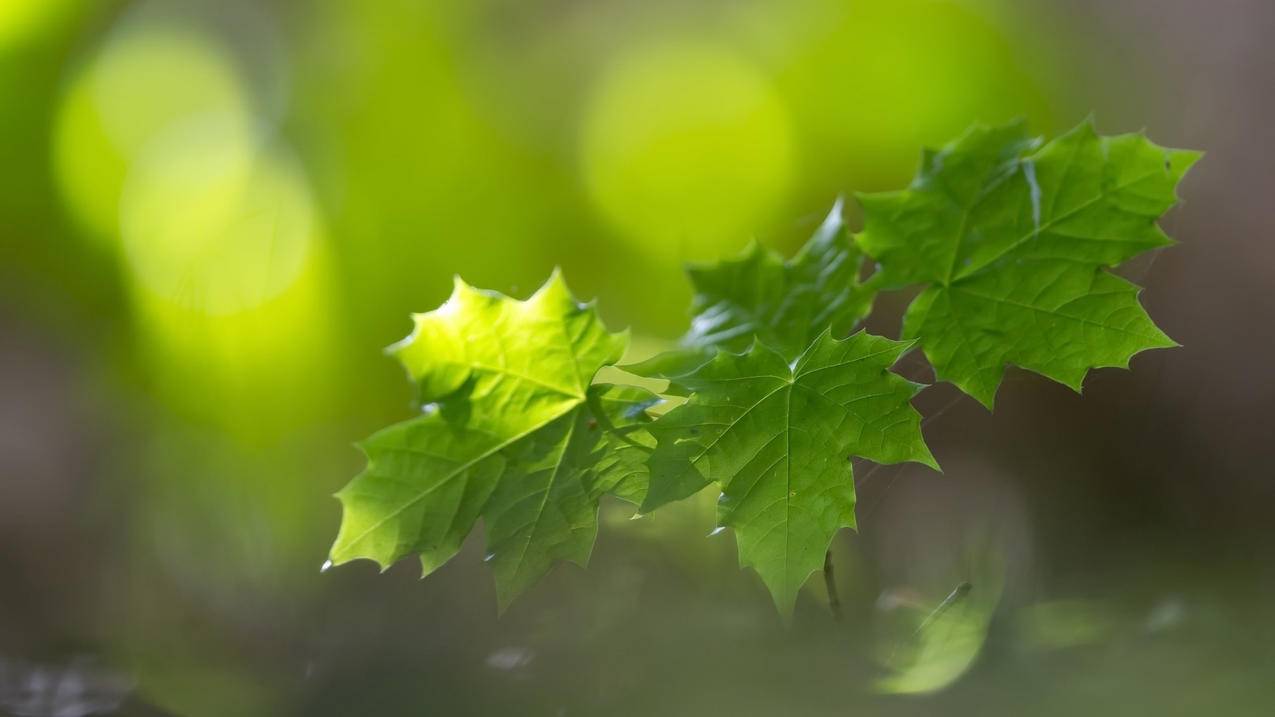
[119,115,316,315]
[580,42,793,261]
[53,24,252,239]
[780,0,1049,187]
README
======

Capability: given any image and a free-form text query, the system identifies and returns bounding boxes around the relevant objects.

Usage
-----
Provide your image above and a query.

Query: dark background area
[1,0,1273,714]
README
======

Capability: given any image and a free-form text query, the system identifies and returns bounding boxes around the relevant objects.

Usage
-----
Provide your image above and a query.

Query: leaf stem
[823,548,842,620]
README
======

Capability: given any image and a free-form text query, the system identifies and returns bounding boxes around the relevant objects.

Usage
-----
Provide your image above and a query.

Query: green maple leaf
[856,119,1200,407]
[624,199,877,381]
[681,199,876,359]
[328,271,659,609]
[630,331,936,615]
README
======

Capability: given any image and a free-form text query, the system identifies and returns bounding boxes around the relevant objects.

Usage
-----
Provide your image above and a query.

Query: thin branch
[823,548,842,620]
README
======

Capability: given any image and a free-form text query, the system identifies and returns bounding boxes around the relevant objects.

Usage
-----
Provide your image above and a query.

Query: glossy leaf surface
[631,331,936,614]
[329,272,655,609]
[856,120,1198,407]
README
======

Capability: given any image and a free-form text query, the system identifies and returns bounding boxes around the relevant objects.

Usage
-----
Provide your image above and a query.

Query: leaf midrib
[949,284,1168,341]
[949,163,1171,285]
[505,412,579,590]
[336,398,582,557]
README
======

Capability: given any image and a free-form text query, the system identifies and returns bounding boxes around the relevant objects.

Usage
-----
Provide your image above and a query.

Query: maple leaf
[856,119,1200,407]
[328,271,658,609]
[630,331,936,615]
[682,199,876,358]
[623,199,878,383]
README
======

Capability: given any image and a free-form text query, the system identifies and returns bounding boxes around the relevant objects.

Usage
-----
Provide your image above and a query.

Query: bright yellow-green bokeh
[581,42,793,262]
[129,240,338,439]
[781,0,1050,188]
[120,117,314,315]
[0,0,74,49]
[117,115,336,435]
[53,24,252,239]
[49,14,342,441]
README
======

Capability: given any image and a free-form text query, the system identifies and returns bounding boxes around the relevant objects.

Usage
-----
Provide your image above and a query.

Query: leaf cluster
[328,120,1197,614]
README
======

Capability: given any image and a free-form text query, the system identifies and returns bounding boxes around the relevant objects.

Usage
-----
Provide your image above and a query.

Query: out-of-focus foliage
[54,23,254,243]
[0,0,77,51]
[581,41,794,263]
[290,0,1059,337]
[874,542,1006,695]
[1014,599,1122,651]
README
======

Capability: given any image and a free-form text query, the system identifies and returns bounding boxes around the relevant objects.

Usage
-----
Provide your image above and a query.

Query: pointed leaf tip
[861,120,1195,406]
[645,331,934,614]
[680,204,876,360]
[330,269,635,610]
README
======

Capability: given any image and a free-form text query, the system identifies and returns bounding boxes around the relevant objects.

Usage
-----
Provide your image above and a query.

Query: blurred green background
[2,0,1273,715]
